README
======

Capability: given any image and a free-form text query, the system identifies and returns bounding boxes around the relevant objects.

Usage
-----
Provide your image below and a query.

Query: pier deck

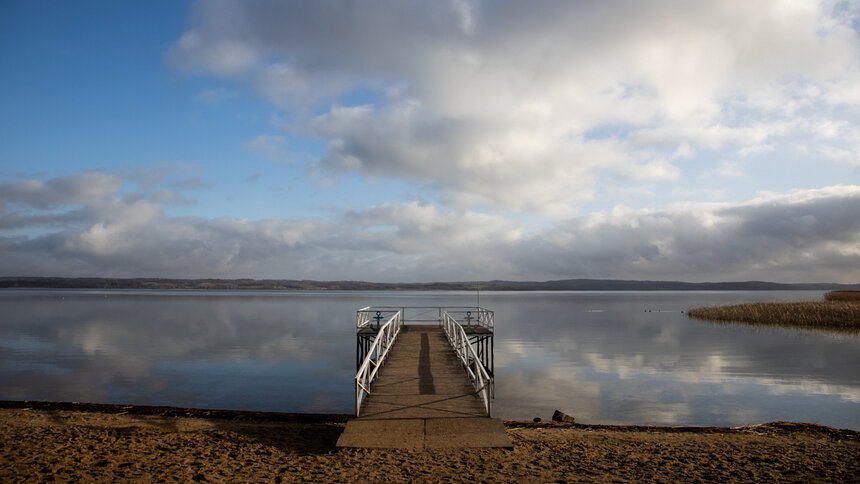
[357,325,487,419]
[336,324,511,449]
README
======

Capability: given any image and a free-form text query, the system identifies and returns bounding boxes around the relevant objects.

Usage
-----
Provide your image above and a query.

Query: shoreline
[3,400,858,482]
[0,399,353,423]
[3,399,858,434]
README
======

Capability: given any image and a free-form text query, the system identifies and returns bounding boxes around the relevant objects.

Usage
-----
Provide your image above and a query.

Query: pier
[336,307,512,449]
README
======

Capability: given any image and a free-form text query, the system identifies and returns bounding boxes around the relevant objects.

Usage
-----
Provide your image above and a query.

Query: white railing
[358,306,493,328]
[441,311,493,416]
[443,308,494,330]
[356,306,372,328]
[355,311,402,416]
[356,307,401,329]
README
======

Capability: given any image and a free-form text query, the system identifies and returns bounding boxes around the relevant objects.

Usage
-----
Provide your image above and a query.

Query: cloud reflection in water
[0,290,858,428]
[489,291,860,428]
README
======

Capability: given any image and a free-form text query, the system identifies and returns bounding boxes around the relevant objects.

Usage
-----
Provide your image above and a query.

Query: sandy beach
[2,402,858,482]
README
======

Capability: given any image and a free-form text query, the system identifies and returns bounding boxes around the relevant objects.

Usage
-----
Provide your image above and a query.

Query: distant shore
[2,400,857,482]
[3,276,858,292]
[688,291,860,332]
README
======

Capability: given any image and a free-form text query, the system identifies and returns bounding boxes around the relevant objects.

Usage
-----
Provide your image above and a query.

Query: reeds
[687,299,860,332]
[824,290,860,302]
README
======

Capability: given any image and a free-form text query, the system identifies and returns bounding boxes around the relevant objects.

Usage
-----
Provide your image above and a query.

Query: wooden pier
[336,308,511,449]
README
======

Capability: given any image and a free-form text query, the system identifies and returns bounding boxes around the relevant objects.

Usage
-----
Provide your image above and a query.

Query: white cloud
[702,161,745,179]
[168,30,259,77]
[6,2,860,284]
[166,0,860,216]
[1,172,858,283]
[618,158,681,182]
[738,144,775,157]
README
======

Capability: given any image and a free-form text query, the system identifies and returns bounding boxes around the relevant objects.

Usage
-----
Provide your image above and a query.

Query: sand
[2,402,858,482]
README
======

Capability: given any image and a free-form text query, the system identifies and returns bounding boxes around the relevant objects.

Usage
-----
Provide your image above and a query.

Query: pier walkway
[336,308,511,449]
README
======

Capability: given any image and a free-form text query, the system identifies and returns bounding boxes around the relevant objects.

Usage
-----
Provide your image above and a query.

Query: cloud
[168,28,259,77]
[244,134,288,161]
[5,3,860,282]
[307,100,619,213]
[2,171,858,283]
[195,87,236,104]
[0,172,122,210]
[702,161,745,179]
[519,186,860,282]
[167,0,860,215]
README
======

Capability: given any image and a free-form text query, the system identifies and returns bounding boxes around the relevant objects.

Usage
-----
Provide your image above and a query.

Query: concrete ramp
[336,417,512,449]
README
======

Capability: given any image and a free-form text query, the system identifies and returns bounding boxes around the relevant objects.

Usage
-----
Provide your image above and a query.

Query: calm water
[1,289,858,429]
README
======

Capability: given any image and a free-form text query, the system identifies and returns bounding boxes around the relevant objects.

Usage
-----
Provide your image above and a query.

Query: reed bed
[824,290,860,301]
[687,300,860,332]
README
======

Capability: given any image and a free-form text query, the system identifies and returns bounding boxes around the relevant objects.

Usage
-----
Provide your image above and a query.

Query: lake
[1,289,858,429]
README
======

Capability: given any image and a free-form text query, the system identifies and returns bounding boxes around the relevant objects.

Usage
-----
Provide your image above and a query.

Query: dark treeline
[1,277,859,291]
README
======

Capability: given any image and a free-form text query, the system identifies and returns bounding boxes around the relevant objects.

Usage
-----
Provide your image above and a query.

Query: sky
[1,0,859,283]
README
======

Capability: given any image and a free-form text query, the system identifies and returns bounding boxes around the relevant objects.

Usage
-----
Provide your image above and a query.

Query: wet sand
[2,402,858,482]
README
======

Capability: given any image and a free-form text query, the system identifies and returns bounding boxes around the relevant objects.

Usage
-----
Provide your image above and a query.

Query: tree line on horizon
[1,277,857,291]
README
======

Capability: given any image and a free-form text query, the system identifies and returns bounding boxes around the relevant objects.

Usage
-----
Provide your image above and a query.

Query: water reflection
[485,292,860,428]
[1,290,858,428]
[0,291,362,412]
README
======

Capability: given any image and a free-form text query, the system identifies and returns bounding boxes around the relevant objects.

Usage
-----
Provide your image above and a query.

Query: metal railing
[356,306,402,329]
[441,311,493,416]
[357,306,493,329]
[356,306,372,328]
[354,310,402,416]
[443,307,494,330]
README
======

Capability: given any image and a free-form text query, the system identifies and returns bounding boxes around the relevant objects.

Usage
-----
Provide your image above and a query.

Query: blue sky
[1,0,859,283]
